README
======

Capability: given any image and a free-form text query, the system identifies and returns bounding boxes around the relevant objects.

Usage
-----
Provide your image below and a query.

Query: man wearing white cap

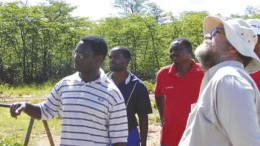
[179,16,260,146]
[248,19,260,89]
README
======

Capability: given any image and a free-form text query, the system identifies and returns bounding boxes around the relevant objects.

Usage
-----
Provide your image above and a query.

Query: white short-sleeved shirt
[179,61,260,146]
[39,69,128,146]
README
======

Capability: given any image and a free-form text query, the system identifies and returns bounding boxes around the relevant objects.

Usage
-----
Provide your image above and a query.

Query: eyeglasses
[210,28,225,36]
[74,51,95,60]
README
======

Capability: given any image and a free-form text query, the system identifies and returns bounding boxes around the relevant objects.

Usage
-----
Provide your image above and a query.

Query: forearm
[139,115,149,146]
[24,103,42,119]
[113,143,126,146]
[155,96,164,126]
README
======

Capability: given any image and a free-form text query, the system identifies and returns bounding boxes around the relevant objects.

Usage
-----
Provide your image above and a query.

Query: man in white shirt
[10,35,128,146]
[179,16,260,146]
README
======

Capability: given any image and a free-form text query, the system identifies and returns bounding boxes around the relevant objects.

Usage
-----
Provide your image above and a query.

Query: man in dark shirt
[107,46,153,146]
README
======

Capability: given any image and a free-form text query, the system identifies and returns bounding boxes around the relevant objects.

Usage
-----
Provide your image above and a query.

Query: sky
[1,0,259,20]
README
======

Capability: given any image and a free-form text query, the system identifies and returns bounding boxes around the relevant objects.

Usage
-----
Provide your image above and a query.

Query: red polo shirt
[154,61,204,146]
[251,71,260,90]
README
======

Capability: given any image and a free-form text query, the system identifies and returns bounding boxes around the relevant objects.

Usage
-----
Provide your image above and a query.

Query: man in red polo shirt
[154,38,204,146]
[248,19,260,89]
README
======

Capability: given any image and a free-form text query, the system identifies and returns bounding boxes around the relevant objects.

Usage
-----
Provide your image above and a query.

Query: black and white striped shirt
[39,70,128,145]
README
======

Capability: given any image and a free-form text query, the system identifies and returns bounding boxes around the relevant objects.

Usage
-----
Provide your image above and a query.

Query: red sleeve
[250,71,260,90]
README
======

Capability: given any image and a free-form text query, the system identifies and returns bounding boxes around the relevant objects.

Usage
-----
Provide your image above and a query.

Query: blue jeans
[127,127,140,146]
[111,127,140,146]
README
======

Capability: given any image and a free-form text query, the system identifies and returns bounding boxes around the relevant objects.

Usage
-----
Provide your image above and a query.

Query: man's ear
[229,48,237,54]
[95,55,104,63]
[126,58,131,64]
[227,45,237,54]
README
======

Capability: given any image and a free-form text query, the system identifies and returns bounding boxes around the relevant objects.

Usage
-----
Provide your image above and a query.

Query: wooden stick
[0,103,11,108]
[24,118,34,146]
[43,120,55,146]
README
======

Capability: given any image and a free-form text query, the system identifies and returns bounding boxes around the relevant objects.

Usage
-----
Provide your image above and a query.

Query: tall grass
[0,81,55,97]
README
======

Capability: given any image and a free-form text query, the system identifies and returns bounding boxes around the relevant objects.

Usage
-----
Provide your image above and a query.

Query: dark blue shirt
[107,71,153,130]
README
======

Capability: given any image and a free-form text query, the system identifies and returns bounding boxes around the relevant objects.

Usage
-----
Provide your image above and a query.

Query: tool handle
[24,118,34,146]
[0,103,11,108]
[43,120,55,146]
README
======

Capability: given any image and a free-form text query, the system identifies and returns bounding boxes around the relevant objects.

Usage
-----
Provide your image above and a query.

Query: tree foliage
[0,1,92,84]
[114,0,148,15]
[0,1,257,85]
[245,6,260,16]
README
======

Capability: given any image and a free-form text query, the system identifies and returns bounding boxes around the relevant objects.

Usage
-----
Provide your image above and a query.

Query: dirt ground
[36,125,161,146]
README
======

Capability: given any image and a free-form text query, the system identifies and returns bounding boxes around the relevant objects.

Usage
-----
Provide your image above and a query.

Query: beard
[109,65,124,72]
[195,40,226,71]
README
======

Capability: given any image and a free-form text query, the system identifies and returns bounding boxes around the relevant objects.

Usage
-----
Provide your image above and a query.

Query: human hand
[10,102,26,118]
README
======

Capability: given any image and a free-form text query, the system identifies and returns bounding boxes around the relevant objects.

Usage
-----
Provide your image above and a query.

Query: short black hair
[81,35,108,57]
[170,38,192,53]
[114,46,132,60]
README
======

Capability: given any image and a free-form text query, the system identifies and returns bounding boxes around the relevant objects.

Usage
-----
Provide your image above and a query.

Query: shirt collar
[74,69,107,84]
[168,60,196,75]
[107,70,136,84]
[168,63,176,74]
[207,61,244,78]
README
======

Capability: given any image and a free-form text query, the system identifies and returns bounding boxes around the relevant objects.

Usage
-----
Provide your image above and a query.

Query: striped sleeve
[108,90,128,144]
[39,81,63,120]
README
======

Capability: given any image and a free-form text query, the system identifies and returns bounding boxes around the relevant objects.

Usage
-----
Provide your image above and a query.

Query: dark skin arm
[113,143,126,146]
[155,96,165,127]
[10,102,41,119]
[139,114,149,146]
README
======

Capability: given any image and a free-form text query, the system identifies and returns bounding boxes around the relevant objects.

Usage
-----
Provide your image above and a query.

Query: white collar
[107,70,132,84]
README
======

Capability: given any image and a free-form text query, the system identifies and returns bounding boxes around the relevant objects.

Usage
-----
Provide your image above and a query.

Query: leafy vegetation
[0,1,259,85]
[144,80,155,93]
[0,138,22,146]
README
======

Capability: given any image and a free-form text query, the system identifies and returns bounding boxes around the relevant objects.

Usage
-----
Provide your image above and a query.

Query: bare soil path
[35,125,160,146]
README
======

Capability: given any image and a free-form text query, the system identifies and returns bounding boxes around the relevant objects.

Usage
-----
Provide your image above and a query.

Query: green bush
[0,138,22,146]
[144,80,155,93]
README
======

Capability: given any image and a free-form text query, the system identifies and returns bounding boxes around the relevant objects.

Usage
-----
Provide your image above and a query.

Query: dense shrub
[144,80,155,93]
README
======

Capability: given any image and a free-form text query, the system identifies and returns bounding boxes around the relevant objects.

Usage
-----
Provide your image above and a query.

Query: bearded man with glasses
[179,16,260,146]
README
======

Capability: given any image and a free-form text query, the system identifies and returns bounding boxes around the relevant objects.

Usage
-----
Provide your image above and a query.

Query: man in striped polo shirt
[10,35,128,146]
